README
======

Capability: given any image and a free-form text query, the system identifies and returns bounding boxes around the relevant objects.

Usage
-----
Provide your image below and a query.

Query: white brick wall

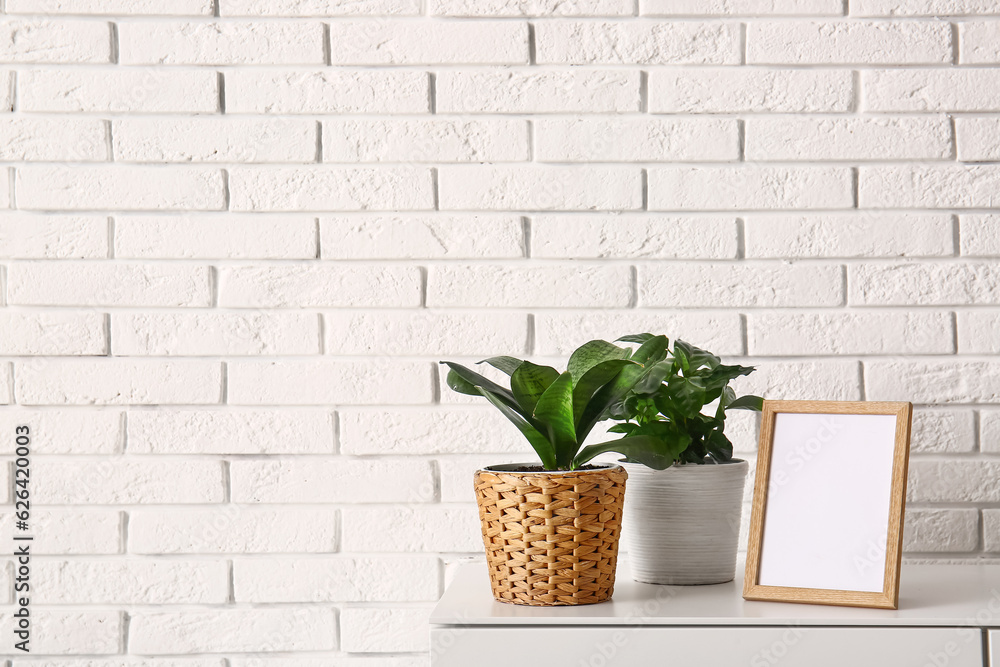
[1,2,998,661]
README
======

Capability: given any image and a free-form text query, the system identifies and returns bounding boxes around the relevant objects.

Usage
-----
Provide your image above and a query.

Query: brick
[34,560,228,604]
[983,411,1000,453]
[439,166,642,211]
[748,311,954,355]
[534,312,744,356]
[535,118,739,162]
[958,311,1000,354]
[227,360,433,405]
[956,118,1000,161]
[0,410,123,454]
[861,165,1000,208]
[437,69,639,113]
[321,215,523,259]
[961,215,1000,255]
[325,311,527,356]
[904,509,979,552]
[985,511,1000,551]
[218,264,421,307]
[641,263,843,308]
[342,506,481,552]
[911,409,976,453]
[910,459,1000,501]
[340,408,529,455]
[867,361,1000,403]
[0,509,119,553]
[850,263,1000,305]
[229,166,433,212]
[745,117,951,161]
[329,20,526,64]
[221,0,420,15]
[341,608,431,653]
[113,118,316,163]
[232,458,434,503]
[649,69,853,113]
[0,214,108,258]
[748,21,950,64]
[130,608,336,654]
[536,21,739,64]
[8,262,211,307]
[864,70,1000,111]
[119,21,324,65]
[0,611,122,655]
[642,0,843,13]
[229,660,423,667]
[0,18,110,62]
[734,360,861,401]
[852,0,1000,15]
[430,0,631,15]
[128,409,334,454]
[649,167,854,211]
[7,0,212,14]
[324,119,528,163]
[225,70,428,114]
[34,459,223,504]
[20,68,217,112]
[439,454,524,502]
[960,21,1000,62]
[744,214,954,258]
[115,214,316,259]
[15,359,223,405]
[0,311,105,355]
[427,264,631,308]
[16,166,225,211]
[532,215,738,258]
[0,117,106,161]
[112,312,320,355]
[0,364,7,405]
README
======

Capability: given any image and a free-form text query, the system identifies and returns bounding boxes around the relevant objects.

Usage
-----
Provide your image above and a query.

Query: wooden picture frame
[743,400,912,610]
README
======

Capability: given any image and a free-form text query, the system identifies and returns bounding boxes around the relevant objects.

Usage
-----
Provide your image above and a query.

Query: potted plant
[606,334,763,585]
[441,336,678,606]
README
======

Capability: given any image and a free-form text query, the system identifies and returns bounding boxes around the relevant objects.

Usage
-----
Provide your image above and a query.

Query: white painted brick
[641,263,843,307]
[430,0,631,15]
[985,511,1000,551]
[228,360,433,405]
[956,118,1000,162]
[0,72,12,111]
[649,69,854,113]
[342,506,481,552]
[225,70,428,114]
[218,264,422,308]
[229,660,425,667]
[0,611,122,655]
[439,454,523,502]
[983,411,1000,453]
[0,311,106,355]
[8,262,212,307]
[910,459,1000,501]
[112,312,320,356]
[536,21,740,64]
[15,359,223,405]
[867,361,1000,403]
[534,311,745,356]
[745,214,954,258]
[17,166,225,211]
[341,608,431,653]
[748,21,950,64]
[0,364,8,406]
[649,167,854,211]
[532,215,737,258]
[426,264,632,308]
[745,117,952,161]
[436,69,639,113]
[911,409,976,453]
[34,459,224,503]
[642,0,843,14]
[864,69,1000,111]
[113,118,316,163]
[340,408,529,455]
[235,556,440,602]
[961,215,1000,256]
[852,0,1000,15]
[321,215,523,259]
[329,20,527,64]
[325,311,526,356]
[130,507,339,554]
[904,508,980,552]
[0,117,107,161]
[959,311,1000,353]
[128,409,334,454]
[115,214,316,259]
[439,166,642,211]
[960,21,1000,63]
[0,214,108,258]
[324,119,528,163]
[0,509,119,554]
[7,0,212,14]
[130,608,337,654]
[34,559,228,604]
[748,311,954,355]
[229,166,433,212]
[0,19,111,63]
[221,0,420,15]
[231,458,435,503]
[119,21,324,65]
[20,68,218,113]
[861,165,1000,208]
[734,360,861,401]
[850,263,1000,305]
[535,118,739,162]
[0,410,123,454]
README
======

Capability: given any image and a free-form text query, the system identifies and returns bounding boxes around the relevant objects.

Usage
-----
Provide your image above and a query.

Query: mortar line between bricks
[109,21,119,64]
[121,610,130,654]
[952,22,961,65]
[317,312,325,355]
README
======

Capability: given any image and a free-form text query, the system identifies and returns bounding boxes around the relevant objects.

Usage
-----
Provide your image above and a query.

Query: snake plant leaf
[632,360,674,394]
[511,361,560,414]
[571,359,637,429]
[573,434,688,470]
[478,356,524,376]
[567,340,630,383]
[445,368,481,396]
[441,362,521,414]
[478,387,558,470]
[532,371,577,468]
[615,333,659,345]
[629,334,670,367]
[575,362,650,443]
[727,394,764,411]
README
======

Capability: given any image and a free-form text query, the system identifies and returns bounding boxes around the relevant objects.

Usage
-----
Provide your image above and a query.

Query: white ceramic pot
[621,459,748,585]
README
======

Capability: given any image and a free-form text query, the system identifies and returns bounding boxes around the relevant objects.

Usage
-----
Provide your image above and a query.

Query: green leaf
[478,388,557,470]
[616,333,657,345]
[575,362,651,443]
[441,362,521,413]
[630,335,670,367]
[478,356,524,376]
[727,394,764,412]
[705,429,734,463]
[510,361,560,414]
[674,340,720,370]
[533,371,577,468]
[571,359,637,429]
[573,434,689,471]
[446,368,481,396]
[567,340,630,384]
[632,360,674,394]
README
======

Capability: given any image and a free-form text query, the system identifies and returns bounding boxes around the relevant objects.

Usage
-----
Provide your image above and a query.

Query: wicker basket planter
[473,462,628,606]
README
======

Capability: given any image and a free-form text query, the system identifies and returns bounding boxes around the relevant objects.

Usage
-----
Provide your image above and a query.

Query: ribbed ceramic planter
[621,460,748,585]
[474,462,628,606]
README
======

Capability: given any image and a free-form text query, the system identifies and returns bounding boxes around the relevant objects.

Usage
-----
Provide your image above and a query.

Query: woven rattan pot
[474,462,628,606]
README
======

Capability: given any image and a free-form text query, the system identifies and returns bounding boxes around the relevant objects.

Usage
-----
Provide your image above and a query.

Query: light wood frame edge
[742,400,913,610]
